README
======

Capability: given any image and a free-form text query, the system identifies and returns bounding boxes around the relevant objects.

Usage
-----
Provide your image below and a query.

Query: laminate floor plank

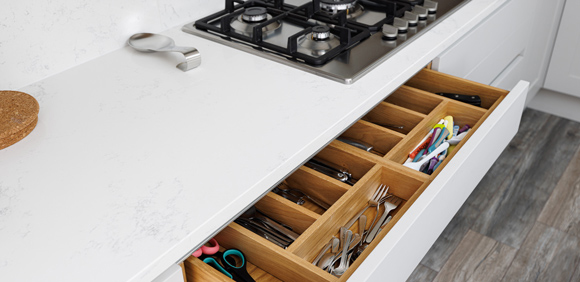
[502,222,580,282]
[568,261,580,282]
[471,112,580,248]
[409,110,580,282]
[419,205,479,271]
[406,264,438,282]
[538,145,580,237]
[432,230,517,282]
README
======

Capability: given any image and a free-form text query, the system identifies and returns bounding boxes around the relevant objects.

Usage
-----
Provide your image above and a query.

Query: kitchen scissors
[202,249,255,282]
[192,238,220,257]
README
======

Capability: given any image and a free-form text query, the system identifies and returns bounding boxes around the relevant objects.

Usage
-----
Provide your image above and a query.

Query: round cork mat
[0,90,40,150]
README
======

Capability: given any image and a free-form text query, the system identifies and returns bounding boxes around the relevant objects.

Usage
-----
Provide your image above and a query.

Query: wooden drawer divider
[184,68,514,282]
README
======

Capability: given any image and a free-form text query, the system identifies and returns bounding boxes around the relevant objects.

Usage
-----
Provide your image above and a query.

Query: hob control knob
[412,6,429,20]
[403,11,419,27]
[393,17,408,33]
[382,24,398,41]
[424,0,438,14]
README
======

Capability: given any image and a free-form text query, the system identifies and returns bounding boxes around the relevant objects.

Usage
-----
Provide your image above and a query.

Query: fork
[365,195,402,243]
[363,189,392,241]
[344,184,388,230]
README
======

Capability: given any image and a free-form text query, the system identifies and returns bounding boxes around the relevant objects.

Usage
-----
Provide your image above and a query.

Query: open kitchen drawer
[182,69,528,282]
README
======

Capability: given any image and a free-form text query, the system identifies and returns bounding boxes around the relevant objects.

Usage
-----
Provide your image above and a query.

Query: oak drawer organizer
[183,69,529,282]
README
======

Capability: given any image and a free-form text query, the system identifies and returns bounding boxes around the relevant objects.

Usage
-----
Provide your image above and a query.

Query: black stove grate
[194,0,412,66]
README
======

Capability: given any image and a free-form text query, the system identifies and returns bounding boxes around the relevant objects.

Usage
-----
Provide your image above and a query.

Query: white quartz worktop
[0,0,509,281]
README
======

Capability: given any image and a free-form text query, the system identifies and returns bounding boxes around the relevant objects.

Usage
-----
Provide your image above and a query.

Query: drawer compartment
[362,102,425,135]
[183,69,528,282]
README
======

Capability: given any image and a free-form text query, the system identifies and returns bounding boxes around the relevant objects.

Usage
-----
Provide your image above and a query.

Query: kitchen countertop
[0,0,510,281]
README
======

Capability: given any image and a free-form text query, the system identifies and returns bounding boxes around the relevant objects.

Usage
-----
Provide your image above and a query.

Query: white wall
[0,0,222,90]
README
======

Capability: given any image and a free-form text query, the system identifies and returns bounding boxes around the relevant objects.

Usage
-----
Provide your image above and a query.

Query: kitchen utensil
[428,128,450,153]
[443,116,454,139]
[128,33,201,71]
[323,227,347,271]
[239,207,300,241]
[202,248,255,282]
[234,218,291,248]
[358,215,367,236]
[336,137,384,156]
[376,215,393,237]
[404,142,450,171]
[317,237,340,269]
[363,191,394,242]
[305,157,357,185]
[365,196,402,243]
[347,233,361,254]
[332,230,353,276]
[448,128,471,145]
[272,186,305,206]
[344,185,388,229]
[459,124,471,134]
[192,238,220,257]
[274,184,330,210]
[375,123,405,130]
[329,232,361,268]
[435,92,482,107]
[304,159,350,184]
[312,237,338,266]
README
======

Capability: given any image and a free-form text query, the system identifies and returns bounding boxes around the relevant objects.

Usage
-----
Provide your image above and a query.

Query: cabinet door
[544,0,580,97]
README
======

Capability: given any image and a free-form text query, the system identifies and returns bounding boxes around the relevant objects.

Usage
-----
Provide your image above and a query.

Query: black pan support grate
[194,0,412,66]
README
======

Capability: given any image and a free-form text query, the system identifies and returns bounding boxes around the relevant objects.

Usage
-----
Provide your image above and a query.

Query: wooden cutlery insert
[184,69,509,282]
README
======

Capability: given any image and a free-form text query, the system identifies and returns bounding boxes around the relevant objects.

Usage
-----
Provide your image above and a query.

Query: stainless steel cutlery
[305,157,358,185]
[310,184,402,276]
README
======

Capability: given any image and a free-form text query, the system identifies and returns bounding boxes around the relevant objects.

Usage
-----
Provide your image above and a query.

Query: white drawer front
[433,0,532,85]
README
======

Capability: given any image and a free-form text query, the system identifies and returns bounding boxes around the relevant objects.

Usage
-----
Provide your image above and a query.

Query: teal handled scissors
[202,249,255,282]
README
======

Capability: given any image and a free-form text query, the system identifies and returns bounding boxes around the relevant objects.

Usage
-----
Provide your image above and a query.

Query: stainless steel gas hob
[182,0,468,84]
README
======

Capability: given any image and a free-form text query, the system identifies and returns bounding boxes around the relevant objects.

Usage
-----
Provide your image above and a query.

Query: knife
[336,137,384,156]
[435,92,481,107]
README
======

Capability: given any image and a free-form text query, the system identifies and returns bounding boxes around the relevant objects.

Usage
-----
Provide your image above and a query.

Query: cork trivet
[0,117,38,150]
[0,90,40,150]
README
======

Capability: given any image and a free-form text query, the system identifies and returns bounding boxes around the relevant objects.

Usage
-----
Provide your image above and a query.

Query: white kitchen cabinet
[544,0,580,97]
[181,69,528,282]
[434,0,565,101]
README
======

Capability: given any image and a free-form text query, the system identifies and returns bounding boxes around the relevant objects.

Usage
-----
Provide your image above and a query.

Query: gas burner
[184,0,469,84]
[311,25,331,41]
[319,0,365,19]
[230,7,281,36]
[298,25,341,57]
[242,7,268,22]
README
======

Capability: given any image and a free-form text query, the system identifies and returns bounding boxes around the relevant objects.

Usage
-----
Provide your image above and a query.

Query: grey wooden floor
[407,108,580,282]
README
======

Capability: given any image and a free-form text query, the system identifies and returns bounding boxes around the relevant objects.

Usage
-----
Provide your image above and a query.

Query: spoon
[128,33,201,71]
[313,237,338,266]
[358,215,367,237]
[317,237,340,269]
